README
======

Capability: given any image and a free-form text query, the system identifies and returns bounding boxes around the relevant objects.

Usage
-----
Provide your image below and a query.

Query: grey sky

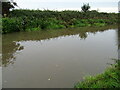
[13,0,119,13]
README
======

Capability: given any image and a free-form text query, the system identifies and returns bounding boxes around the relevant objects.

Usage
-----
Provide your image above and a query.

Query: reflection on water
[2,25,118,88]
[2,41,24,67]
[2,25,117,66]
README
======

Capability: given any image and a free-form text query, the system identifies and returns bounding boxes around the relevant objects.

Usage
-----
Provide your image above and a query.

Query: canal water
[2,26,118,88]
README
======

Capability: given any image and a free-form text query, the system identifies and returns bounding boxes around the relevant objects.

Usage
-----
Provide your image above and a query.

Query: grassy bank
[75,60,120,88]
[2,10,118,34]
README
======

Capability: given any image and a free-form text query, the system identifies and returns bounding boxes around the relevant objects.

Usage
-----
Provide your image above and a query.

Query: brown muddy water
[2,26,118,88]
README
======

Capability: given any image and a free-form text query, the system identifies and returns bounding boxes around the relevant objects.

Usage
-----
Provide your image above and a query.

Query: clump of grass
[25,27,41,32]
[75,60,120,88]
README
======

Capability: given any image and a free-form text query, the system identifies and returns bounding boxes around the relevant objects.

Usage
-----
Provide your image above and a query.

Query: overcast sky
[13,0,119,13]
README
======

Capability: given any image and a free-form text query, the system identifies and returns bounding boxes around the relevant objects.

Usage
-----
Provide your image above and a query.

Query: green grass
[2,9,118,34]
[75,60,120,88]
[2,17,117,34]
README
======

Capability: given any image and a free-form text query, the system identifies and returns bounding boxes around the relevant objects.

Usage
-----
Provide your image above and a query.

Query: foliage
[9,9,118,20]
[2,0,18,16]
[75,60,120,88]
[2,17,66,33]
[2,18,22,33]
[40,18,65,29]
[81,3,90,12]
[2,9,118,34]
[0,18,2,33]
[2,17,117,34]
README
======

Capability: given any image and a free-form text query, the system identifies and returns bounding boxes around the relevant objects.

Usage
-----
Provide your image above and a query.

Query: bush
[2,17,66,33]
[2,18,22,33]
[2,9,118,34]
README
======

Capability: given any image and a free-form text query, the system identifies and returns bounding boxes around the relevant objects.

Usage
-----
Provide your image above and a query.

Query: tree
[81,3,90,12]
[2,0,18,16]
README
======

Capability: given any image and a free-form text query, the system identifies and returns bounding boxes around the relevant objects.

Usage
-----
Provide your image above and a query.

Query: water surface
[2,26,118,88]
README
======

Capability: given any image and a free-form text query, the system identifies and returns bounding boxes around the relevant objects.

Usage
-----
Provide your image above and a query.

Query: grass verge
[75,60,120,88]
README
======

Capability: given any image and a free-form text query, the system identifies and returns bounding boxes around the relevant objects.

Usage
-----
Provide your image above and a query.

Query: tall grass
[75,60,120,88]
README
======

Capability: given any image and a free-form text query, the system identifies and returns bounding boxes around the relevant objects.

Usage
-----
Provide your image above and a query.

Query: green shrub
[2,18,22,33]
[2,9,118,34]
[9,9,118,20]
